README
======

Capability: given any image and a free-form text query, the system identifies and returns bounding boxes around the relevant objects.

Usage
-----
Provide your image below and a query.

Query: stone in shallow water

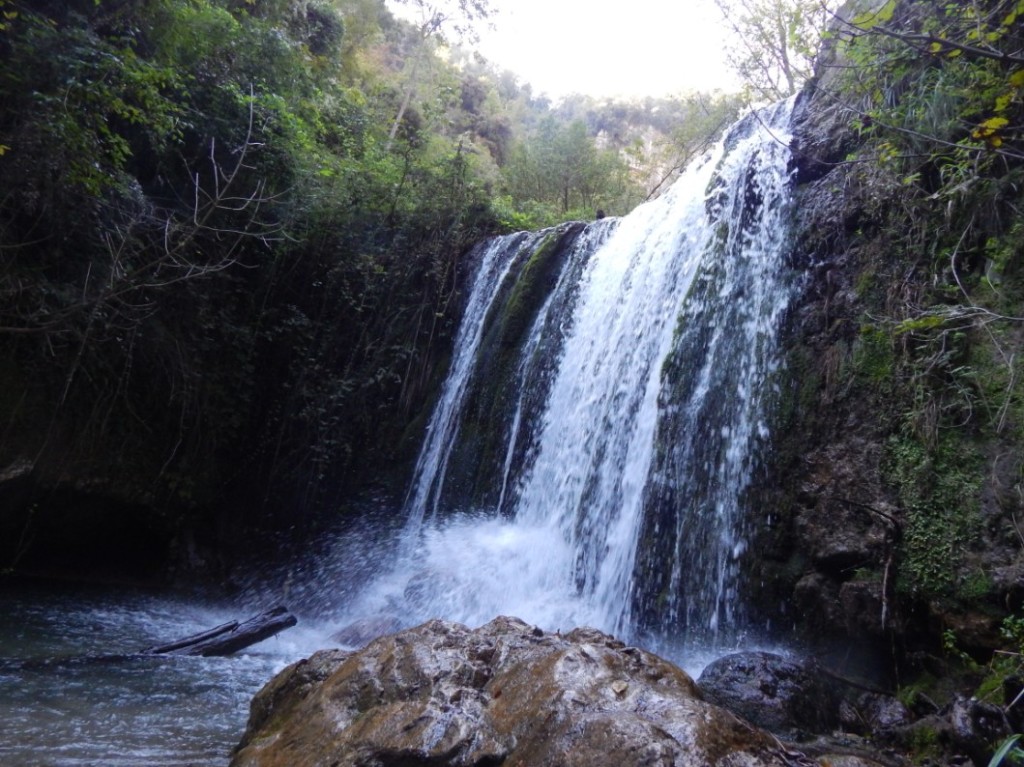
[231,616,796,767]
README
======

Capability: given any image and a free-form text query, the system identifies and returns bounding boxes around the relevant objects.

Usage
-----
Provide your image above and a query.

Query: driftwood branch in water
[0,605,299,671]
[142,606,297,657]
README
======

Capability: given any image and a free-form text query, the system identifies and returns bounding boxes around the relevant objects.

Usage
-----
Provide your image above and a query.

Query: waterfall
[343,99,799,653]
[401,229,542,532]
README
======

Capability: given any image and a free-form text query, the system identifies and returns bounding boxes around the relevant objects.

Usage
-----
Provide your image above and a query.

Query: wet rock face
[232,616,794,767]
[743,65,909,655]
[949,696,1012,767]
[697,651,839,735]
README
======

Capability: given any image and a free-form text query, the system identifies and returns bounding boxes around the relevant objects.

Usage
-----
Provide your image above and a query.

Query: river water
[0,581,325,767]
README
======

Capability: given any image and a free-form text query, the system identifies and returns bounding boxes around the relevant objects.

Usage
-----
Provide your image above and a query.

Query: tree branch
[864,23,1024,67]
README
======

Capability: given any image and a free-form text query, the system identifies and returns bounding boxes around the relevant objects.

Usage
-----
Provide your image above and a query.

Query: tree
[714,0,835,101]
[641,93,745,200]
[389,0,494,44]
[385,0,495,147]
[502,118,636,222]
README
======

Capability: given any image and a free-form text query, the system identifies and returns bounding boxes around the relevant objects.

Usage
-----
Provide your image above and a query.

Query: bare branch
[1,84,282,338]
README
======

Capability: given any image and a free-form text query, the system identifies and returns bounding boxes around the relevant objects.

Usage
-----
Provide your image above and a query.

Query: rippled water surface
[0,582,324,767]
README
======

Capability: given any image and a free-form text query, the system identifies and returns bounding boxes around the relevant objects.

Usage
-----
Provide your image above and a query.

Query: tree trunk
[142,606,298,657]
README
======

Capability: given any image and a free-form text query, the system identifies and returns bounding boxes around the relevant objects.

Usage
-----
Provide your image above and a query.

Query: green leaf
[852,0,897,30]
[980,116,1010,131]
[988,735,1023,767]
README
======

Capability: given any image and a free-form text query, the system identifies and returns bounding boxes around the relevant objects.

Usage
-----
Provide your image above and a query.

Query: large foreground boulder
[231,616,798,767]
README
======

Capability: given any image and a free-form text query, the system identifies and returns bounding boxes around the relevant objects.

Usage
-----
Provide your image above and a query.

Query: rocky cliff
[745,7,1024,701]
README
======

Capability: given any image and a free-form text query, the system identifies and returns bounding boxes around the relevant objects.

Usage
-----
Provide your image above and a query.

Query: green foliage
[0,7,183,198]
[1003,614,1024,654]
[503,117,637,224]
[837,0,1024,183]
[488,195,542,232]
[0,0,504,525]
[906,722,944,762]
[989,735,1024,767]
[959,569,995,600]
[897,673,938,708]
[853,325,895,382]
[823,0,1024,619]
[850,0,896,30]
[390,0,495,44]
[966,616,1024,764]
[885,430,982,599]
[547,91,744,203]
[943,627,980,668]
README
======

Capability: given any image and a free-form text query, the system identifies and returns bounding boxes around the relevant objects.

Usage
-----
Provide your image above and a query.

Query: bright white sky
[389,0,741,100]
[475,0,740,99]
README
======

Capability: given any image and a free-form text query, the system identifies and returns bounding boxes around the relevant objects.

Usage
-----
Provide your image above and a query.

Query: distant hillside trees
[502,118,634,221]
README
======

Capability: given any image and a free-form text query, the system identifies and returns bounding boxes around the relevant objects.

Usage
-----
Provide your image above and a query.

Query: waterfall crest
[345,100,799,653]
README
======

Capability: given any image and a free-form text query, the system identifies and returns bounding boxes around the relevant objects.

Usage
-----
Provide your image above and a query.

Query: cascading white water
[402,230,542,531]
[633,99,800,647]
[342,99,799,651]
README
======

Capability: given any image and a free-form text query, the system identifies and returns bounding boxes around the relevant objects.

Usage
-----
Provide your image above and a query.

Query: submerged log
[142,606,297,657]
